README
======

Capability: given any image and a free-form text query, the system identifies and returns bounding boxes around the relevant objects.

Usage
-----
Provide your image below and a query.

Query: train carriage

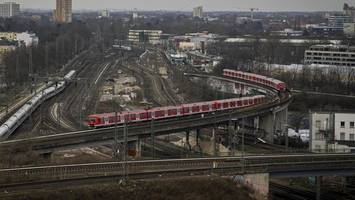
[88,95,268,128]
[223,69,286,92]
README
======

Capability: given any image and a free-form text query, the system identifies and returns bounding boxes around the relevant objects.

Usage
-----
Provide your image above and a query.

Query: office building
[101,9,110,18]
[54,0,72,23]
[193,6,203,18]
[128,30,162,44]
[328,14,351,28]
[0,2,20,18]
[304,45,355,67]
[310,112,355,153]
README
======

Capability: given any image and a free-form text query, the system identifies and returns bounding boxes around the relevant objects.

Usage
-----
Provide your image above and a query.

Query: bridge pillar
[134,138,142,158]
[193,129,202,154]
[260,112,276,143]
[316,176,322,200]
[228,120,236,156]
[233,173,269,200]
[185,130,192,151]
[212,128,218,156]
[260,108,288,144]
[253,116,260,136]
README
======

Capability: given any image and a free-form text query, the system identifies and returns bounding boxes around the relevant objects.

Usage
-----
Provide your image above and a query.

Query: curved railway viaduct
[0,72,291,156]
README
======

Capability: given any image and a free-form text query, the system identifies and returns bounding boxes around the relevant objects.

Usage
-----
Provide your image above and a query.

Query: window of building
[340,132,346,140]
[315,132,324,140]
[350,122,354,129]
[341,121,345,128]
[315,120,321,129]
[350,134,355,141]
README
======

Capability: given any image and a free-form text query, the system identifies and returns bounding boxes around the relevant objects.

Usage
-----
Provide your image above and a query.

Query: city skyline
[18,0,350,11]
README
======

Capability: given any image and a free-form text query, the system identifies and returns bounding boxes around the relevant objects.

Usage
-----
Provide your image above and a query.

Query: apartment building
[128,30,162,44]
[54,0,72,23]
[193,6,203,18]
[310,112,355,153]
[0,2,20,18]
[304,45,355,67]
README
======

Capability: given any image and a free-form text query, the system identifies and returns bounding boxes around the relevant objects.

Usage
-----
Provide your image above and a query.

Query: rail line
[0,153,355,192]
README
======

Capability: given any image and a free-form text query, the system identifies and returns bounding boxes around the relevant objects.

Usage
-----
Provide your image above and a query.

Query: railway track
[137,50,181,106]
[270,182,316,200]
[1,153,355,193]
[121,58,180,106]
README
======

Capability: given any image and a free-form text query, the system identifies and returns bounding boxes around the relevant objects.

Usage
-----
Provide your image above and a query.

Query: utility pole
[151,118,155,159]
[45,42,49,68]
[114,111,119,158]
[28,47,34,94]
[241,118,245,173]
[123,120,128,180]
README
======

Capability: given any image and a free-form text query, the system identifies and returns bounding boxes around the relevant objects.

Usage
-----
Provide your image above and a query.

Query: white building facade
[310,112,355,153]
[16,32,39,47]
[305,45,355,67]
[0,2,20,18]
[193,6,203,18]
[128,30,162,44]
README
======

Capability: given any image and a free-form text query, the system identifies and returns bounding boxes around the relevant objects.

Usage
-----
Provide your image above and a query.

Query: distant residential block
[193,6,203,18]
[305,45,355,67]
[128,30,162,44]
[0,2,20,18]
[54,0,72,23]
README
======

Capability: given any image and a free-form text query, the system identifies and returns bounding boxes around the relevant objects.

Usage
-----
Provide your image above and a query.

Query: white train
[0,70,76,139]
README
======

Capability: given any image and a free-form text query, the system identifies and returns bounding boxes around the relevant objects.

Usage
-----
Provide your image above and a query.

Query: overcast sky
[17,0,352,11]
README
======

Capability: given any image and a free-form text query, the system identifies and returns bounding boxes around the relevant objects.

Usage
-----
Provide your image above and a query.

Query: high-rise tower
[54,0,72,23]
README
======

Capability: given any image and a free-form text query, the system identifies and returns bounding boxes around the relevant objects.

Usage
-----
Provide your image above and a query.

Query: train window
[212,102,221,110]
[155,110,165,118]
[89,118,96,124]
[202,105,209,111]
[168,109,177,116]
[254,99,258,104]
[237,101,242,106]
[223,102,229,108]
[181,107,190,114]
[243,100,249,105]
[139,112,148,119]
[130,114,136,121]
[249,99,253,104]
[124,115,129,122]
[230,101,236,107]
[192,106,200,112]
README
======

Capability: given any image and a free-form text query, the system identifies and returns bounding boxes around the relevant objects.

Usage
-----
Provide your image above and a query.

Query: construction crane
[250,8,259,20]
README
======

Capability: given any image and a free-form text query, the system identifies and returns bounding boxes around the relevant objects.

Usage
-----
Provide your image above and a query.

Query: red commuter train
[88,95,266,128]
[223,69,286,91]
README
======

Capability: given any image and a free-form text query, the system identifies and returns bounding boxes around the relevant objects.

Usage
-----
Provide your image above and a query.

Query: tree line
[2,17,92,87]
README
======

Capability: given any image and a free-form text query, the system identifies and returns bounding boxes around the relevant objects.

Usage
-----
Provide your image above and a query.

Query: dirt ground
[5,177,256,200]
